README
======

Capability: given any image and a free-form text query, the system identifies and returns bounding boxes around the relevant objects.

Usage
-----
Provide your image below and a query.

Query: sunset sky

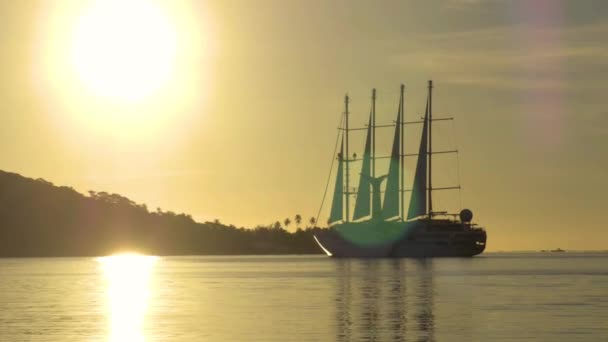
[0,0,606,251]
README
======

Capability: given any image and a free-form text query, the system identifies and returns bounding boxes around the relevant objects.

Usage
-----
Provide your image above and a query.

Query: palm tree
[309,217,316,227]
[284,218,291,231]
[294,214,302,229]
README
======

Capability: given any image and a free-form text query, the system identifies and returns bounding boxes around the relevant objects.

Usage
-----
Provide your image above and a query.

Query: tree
[309,217,316,227]
[284,218,291,231]
[294,214,302,229]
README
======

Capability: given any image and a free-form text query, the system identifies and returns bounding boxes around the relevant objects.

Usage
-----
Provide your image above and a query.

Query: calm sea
[0,253,606,341]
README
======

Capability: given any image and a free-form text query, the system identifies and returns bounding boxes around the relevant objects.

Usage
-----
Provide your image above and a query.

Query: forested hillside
[0,171,323,257]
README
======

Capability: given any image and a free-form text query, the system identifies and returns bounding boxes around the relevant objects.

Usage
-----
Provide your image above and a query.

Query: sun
[37,0,211,141]
[71,0,177,102]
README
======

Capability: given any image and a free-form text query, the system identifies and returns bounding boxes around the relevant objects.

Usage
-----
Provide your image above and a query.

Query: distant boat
[550,248,565,253]
[314,81,487,257]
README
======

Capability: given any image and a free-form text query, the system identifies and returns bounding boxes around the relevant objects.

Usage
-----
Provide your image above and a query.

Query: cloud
[442,0,498,10]
[386,22,608,90]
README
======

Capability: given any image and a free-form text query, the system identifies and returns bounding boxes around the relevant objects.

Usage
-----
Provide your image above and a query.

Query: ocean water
[0,253,606,341]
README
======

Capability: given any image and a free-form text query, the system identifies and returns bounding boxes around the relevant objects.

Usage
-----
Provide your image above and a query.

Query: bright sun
[71,0,177,102]
[38,0,210,141]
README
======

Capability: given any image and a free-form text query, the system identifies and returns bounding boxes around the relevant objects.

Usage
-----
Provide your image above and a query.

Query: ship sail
[352,116,372,221]
[407,98,429,219]
[382,108,401,220]
[329,140,345,224]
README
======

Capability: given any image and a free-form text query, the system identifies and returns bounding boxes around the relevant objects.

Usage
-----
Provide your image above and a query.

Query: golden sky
[0,0,606,251]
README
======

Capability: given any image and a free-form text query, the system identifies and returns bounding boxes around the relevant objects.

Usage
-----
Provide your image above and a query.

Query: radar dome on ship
[460,209,473,223]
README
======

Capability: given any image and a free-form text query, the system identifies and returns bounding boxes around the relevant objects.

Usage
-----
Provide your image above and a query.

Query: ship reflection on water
[97,254,158,342]
[335,259,436,342]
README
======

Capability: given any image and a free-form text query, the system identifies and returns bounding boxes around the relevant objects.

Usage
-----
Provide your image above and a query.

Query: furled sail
[352,116,372,221]
[407,99,429,219]
[382,109,401,220]
[329,140,344,225]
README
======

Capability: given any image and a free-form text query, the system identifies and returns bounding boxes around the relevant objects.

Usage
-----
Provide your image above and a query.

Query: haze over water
[0,253,606,341]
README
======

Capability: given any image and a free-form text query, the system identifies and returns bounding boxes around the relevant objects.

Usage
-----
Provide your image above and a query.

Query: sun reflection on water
[97,253,158,342]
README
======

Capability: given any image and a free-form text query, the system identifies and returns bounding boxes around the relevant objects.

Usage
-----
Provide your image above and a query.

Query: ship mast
[428,80,433,216]
[371,88,376,180]
[399,84,405,220]
[344,94,350,222]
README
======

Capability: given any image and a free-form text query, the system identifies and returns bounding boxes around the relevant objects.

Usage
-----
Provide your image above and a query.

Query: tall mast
[399,84,405,220]
[344,94,350,222]
[428,80,433,216]
[371,88,376,180]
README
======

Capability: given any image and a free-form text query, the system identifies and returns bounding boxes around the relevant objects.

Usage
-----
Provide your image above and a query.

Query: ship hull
[389,239,485,257]
[314,219,486,258]
[313,232,394,258]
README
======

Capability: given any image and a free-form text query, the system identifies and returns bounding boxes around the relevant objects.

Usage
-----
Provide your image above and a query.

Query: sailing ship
[314,80,487,257]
